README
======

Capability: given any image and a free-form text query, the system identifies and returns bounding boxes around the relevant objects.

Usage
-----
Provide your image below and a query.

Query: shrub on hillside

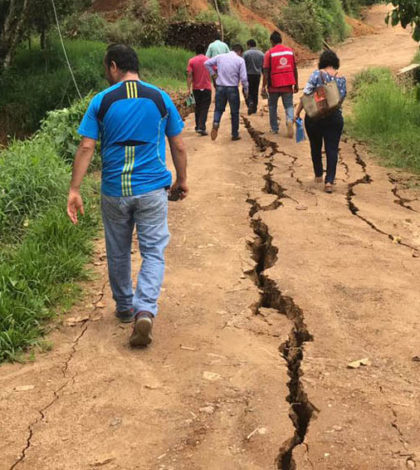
[40,95,102,168]
[278,0,350,51]
[62,12,109,42]
[195,10,270,49]
[106,16,167,47]
[278,1,323,51]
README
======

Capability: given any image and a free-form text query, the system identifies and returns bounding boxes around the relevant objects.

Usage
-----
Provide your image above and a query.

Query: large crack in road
[347,143,418,252]
[242,117,317,469]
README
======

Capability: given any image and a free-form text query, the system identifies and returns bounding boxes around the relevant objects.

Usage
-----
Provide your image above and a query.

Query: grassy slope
[348,67,420,172]
[0,39,192,136]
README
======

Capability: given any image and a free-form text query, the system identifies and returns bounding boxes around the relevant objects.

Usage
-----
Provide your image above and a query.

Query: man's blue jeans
[213,86,240,138]
[268,92,294,132]
[101,188,169,317]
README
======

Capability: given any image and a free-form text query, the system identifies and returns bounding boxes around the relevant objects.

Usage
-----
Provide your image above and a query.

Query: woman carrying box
[295,50,347,193]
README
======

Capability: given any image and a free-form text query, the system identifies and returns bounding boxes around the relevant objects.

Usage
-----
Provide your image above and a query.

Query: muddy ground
[1,5,419,470]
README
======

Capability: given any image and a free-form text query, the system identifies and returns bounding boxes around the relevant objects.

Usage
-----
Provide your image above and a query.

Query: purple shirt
[205,52,249,92]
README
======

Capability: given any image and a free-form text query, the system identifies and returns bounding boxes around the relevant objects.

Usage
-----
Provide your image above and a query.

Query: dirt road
[1,5,419,470]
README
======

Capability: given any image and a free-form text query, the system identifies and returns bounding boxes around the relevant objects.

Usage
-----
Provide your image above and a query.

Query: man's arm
[187,71,193,94]
[204,56,217,77]
[168,134,188,199]
[67,137,96,224]
[239,60,249,95]
[294,60,299,93]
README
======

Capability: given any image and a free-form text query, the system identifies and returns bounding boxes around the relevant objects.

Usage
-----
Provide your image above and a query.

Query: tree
[0,0,30,69]
[0,0,91,71]
[386,0,420,41]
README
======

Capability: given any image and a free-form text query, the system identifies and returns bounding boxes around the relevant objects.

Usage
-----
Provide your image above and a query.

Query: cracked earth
[1,5,419,470]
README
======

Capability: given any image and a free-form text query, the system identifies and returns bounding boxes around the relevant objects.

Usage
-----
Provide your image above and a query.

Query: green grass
[0,38,192,136]
[348,68,420,172]
[0,98,100,362]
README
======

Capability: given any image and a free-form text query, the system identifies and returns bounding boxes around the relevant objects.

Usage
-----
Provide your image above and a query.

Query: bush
[350,67,390,97]
[278,1,323,51]
[195,10,270,49]
[40,95,103,169]
[349,68,420,172]
[278,0,350,51]
[62,12,109,42]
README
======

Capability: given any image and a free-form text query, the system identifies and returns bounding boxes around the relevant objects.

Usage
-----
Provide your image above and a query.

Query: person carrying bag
[295,50,347,193]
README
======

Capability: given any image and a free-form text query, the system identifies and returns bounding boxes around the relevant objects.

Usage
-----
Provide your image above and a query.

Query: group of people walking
[187,31,347,193]
[67,34,347,349]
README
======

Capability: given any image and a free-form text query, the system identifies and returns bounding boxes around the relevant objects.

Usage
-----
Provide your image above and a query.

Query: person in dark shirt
[243,39,264,115]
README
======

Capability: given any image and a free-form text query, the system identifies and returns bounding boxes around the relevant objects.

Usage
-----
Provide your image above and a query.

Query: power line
[51,0,82,100]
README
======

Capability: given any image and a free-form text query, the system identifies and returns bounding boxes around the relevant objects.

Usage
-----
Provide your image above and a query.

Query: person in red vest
[261,31,299,137]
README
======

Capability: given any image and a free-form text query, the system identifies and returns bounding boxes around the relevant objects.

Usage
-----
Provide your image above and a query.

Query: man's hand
[261,87,268,99]
[170,179,189,200]
[67,189,84,225]
[294,84,299,94]
[243,90,249,101]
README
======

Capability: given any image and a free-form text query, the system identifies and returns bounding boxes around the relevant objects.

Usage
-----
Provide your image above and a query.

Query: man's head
[270,31,282,46]
[247,39,256,49]
[104,44,139,85]
[195,44,205,55]
[214,32,221,41]
[232,44,244,57]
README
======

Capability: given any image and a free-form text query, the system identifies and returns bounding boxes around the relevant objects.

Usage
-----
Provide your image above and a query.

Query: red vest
[269,45,296,88]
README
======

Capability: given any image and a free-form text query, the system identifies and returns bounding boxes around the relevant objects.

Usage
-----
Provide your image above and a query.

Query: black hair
[270,31,282,44]
[247,39,256,48]
[195,44,205,55]
[318,50,340,70]
[232,44,243,53]
[214,32,221,40]
[105,44,139,73]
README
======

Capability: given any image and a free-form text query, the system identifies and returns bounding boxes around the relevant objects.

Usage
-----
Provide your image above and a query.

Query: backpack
[301,72,341,119]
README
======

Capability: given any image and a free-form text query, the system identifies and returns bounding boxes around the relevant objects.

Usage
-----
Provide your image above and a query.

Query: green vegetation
[386,0,420,41]
[195,10,271,50]
[278,0,381,50]
[348,68,420,172]
[341,0,379,16]
[0,38,192,136]
[278,0,350,51]
[0,98,100,362]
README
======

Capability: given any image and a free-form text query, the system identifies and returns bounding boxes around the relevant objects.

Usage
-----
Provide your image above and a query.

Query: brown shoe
[314,176,323,184]
[325,183,333,193]
[129,311,154,347]
[211,125,219,141]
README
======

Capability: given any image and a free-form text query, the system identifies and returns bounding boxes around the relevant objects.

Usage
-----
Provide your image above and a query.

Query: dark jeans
[213,85,240,138]
[305,111,344,184]
[247,74,261,113]
[193,89,211,131]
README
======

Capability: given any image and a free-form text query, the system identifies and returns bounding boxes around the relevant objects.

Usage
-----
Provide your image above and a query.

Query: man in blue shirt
[67,44,188,348]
